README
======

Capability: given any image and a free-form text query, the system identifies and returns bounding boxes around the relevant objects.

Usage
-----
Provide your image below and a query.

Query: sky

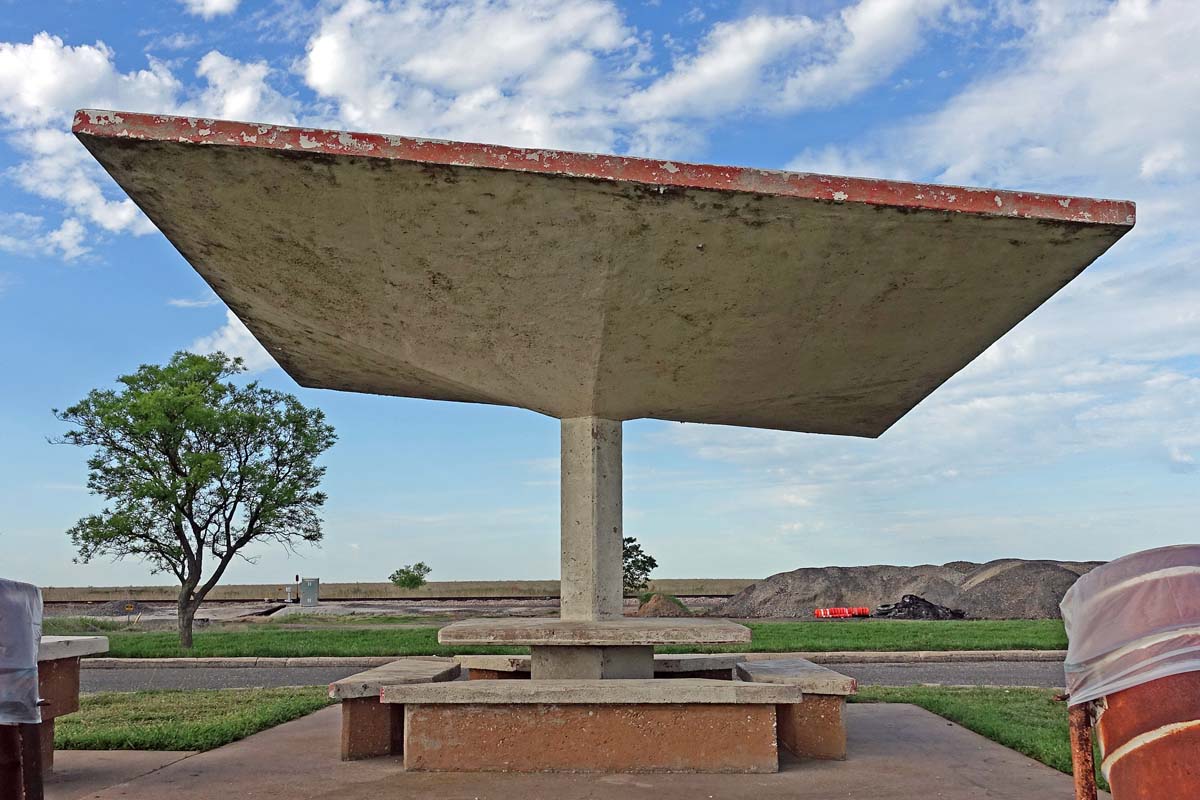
[1,0,1197,589]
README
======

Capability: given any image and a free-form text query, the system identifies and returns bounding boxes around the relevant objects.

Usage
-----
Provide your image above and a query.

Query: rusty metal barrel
[1061,544,1200,800]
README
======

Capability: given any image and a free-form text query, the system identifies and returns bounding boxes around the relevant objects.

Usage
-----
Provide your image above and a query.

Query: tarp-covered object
[1061,544,1200,706]
[0,578,42,724]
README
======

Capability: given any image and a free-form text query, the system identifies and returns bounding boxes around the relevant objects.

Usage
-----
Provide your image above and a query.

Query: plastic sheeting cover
[0,577,42,725]
[1061,544,1200,706]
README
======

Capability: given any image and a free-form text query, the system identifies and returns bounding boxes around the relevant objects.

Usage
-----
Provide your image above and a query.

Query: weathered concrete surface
[403,703,779,773]
[559,417,623,622]
[37,656,83,770]
[73,109,1133,437]
[62,704,1101,799]
[778,696,848,761]
[439,617,750,645]
[327,657,459,700]
[38,636,108,661]
[381,678,802,705]
[340,696,402,761]
[45,750,194,800]
[530,645,654,679]
[737,658,859,695]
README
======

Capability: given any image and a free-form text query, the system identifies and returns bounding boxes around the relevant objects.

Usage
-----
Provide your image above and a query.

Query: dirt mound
[956,561,1085,619]
[636,593,691,617]
[88,599,155,616]
[720,558,1102,619]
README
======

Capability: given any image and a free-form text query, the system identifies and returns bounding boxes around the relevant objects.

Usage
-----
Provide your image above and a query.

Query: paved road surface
[80,661,1066,693]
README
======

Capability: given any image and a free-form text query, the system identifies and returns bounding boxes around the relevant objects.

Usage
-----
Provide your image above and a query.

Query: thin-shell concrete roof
[73,109,1135,437]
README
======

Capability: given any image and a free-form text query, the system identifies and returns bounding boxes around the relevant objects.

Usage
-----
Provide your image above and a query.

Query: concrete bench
[735,658,857,760]
[37,636,109,771]
[457,652,743,681]
[380,678,802,772]
[327,657,459,760]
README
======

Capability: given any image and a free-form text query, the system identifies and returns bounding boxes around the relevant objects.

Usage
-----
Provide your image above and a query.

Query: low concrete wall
[41,578,756,604]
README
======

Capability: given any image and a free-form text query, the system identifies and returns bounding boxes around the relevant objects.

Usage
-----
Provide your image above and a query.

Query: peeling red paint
[72,108,1135,227]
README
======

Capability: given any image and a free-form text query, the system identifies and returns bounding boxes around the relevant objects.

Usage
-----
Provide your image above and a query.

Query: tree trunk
[178,597,198,650]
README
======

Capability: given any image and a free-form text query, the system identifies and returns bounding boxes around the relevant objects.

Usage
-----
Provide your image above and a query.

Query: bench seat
[737,658,857,760]
[328,657,459,761]
[381,679,798,773]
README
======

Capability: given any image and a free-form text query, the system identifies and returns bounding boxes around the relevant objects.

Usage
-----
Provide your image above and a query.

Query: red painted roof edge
[73,108,1135,227]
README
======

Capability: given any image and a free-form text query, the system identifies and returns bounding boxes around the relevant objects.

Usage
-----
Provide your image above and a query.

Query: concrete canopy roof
[73,109,1135,437]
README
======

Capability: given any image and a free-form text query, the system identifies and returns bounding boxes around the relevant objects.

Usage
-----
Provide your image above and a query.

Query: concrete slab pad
[439,616,749,645]
[380,678,803,705]
[45,750,193,800]
[72,110,1133,437]
[68,704,1102,799]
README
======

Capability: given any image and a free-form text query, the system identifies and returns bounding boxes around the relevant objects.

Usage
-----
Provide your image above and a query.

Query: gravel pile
[720,558,1103,619]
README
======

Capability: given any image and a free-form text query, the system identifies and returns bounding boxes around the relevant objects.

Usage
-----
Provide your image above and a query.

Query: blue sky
[1,0,1197,588]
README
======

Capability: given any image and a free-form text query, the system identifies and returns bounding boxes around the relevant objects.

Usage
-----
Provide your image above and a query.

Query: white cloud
[669,0,1200,527]
[0,33,179,128]
[167,296,221,308]
[302,0,638,151]
[191,309,277,372]
[180,0,240,19]
[779,0,960,110]
[0,212,89,260]
[0,33,293,258]
[188,50,297,124]
[624,16,817,122]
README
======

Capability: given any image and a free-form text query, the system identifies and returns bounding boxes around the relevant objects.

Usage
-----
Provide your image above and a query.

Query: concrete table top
[72,109,1134,436]
[438,617,750,646]
[381,678,803,705]
[38,636,109,662]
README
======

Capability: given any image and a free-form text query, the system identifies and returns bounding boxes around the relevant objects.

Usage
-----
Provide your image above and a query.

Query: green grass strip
[852,686,1105,790]
[55,687,334,751]
[80,619,1066,659]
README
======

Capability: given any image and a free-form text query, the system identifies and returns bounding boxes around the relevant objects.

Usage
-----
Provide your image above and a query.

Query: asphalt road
[80,661,1067,693]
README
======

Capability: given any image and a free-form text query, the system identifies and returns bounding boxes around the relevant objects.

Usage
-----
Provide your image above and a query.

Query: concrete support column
[559,416,623,622]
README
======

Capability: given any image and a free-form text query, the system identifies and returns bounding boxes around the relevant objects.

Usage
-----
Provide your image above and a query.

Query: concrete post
[559,417,623,621]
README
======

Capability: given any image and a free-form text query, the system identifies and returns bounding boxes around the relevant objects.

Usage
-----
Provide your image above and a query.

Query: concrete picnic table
[36,635,108,770]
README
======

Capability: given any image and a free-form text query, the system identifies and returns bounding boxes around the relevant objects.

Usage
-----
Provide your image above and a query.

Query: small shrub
[389,562,432,589]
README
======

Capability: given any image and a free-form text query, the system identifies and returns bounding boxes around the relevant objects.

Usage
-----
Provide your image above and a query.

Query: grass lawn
[263,613,446,626]
[55,688,334,751]
[70,618,1066,658]
[853,686,1104,790]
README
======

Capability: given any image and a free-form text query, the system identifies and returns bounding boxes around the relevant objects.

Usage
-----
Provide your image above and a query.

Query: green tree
[389,562,432,589]
[55,352,336,648]
[622,536,658,594]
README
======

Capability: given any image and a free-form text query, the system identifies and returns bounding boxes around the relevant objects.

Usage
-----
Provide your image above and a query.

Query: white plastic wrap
[0,577,42,725]
[1061,544,1200,706]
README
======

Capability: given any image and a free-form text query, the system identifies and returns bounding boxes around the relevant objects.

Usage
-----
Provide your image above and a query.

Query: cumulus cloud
[302,0,639,151]
[180,0,240,19]
[668,0,1200,525]
[191,309,277,372]
[0,33,294,257]
[188,50,297,124]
